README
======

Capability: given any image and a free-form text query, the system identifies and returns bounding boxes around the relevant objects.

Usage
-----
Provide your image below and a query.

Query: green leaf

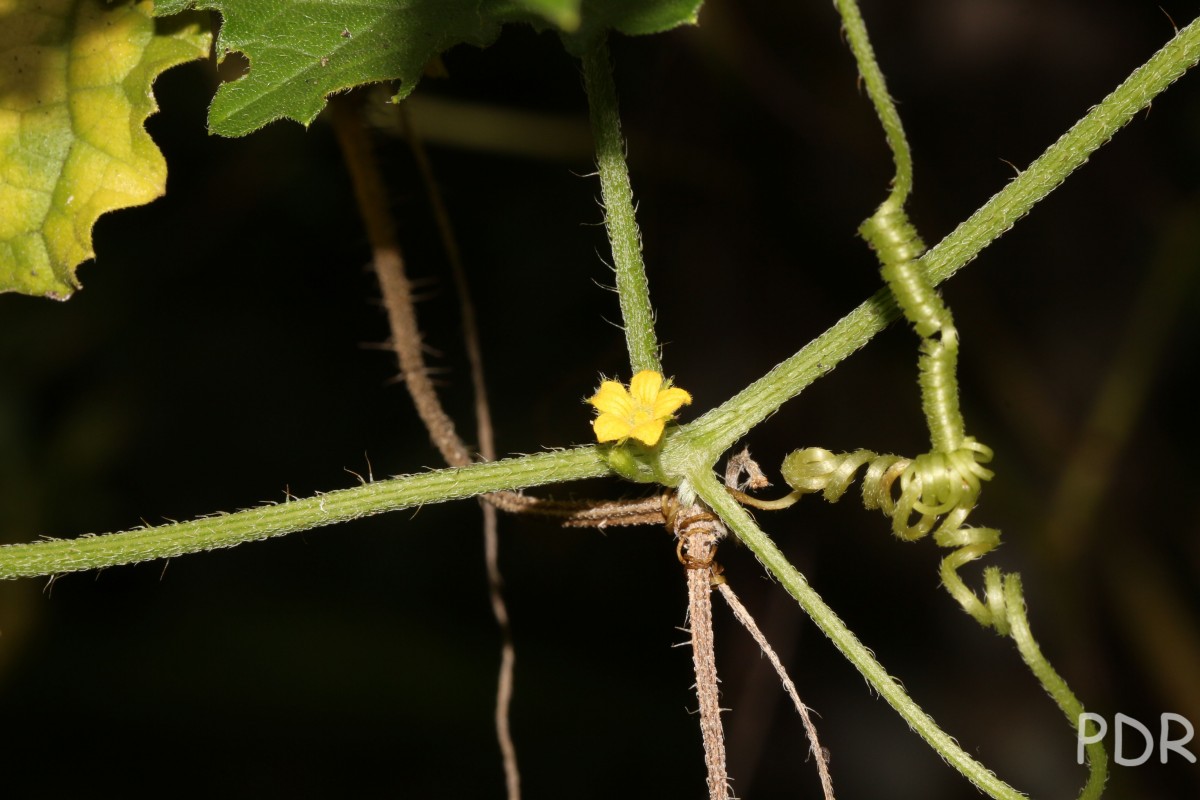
[154,0,509,137]
[558,0,703,54]
[511,0,581,31]
[152,0,704,138]
[0,0,211,299]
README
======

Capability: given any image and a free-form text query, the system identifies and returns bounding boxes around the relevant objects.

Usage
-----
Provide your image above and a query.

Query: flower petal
[592,413,632,443]
[652,386,692,418]
[629,370,664,407]
[588,380,633,416]
[629,418,667,446]
[587,371,692,446]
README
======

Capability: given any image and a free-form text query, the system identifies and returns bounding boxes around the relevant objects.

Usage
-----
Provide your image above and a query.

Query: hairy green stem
[838,0,969,454]
[833,0,913,206]
[0,447,607,580]
[670,14,1200,465]
[689,469,1026,800]
[923,14,1200,283]
[581,34,661,375]
[662,289,896,471]
[1005,575,1108,799]
[4,10,1198,624]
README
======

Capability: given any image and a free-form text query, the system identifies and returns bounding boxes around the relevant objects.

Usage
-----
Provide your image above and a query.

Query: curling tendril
[780,446,1008,633]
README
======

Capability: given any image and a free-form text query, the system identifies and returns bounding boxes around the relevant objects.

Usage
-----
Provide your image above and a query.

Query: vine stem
[833,0,913,206]
[4,13,1200,608]
[669,12,1200,465]
[581,34,661,375]
[688,469,1026,800]
[0,448,607,580]
[1004,575,1108,800]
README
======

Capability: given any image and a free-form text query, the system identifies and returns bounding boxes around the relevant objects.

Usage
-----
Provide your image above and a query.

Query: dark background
[2,0,1199,797]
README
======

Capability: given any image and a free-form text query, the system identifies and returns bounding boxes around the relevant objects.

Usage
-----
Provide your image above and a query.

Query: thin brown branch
[675,503,730,800]
[332,92,523,795]
[717,582,835,800]
[330,93,472,468]
[482,500,519,800]
[400,101,521,800]
[398,104,495,461]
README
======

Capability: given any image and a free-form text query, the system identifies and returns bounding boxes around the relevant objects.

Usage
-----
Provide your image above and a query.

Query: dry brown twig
[717,581,835,799]
[397,101,523,800]
[670,498,732,800]
[669,453,835,800]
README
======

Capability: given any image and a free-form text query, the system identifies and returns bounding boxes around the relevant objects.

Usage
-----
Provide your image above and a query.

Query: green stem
[833,0,914,205]
[668,14,1200,466]
[663,289,897,470]
[923,15,1200,283]
[837,0,971,454]
[689,469,1026,800]
[1004,575,1109,799]
[0,447,608,580]
[581,34,661,375]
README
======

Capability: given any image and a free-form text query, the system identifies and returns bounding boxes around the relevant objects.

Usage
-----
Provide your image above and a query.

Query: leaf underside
[0,0,211,299]
[151,0,704,137]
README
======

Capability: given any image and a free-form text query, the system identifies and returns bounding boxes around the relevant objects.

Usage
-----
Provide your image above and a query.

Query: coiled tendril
[780,444,1009,633]
[861,200,965,454]
[849,188,1007,629]
[829,17,1107,791]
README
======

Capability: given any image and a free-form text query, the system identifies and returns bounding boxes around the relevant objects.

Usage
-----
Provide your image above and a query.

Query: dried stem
[332,93,525,794]
[396,106,495,460]
[398,103,521,800]
[330,94,473,468]
[483,502,519,800]
[717,582,835,800]
[675,503,730,800]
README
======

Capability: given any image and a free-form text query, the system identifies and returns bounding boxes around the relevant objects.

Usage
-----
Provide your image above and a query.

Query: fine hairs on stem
[824,1,1108,796]
[6,15,1198,577]
[6,9,1200,800]
[581,34,662,376]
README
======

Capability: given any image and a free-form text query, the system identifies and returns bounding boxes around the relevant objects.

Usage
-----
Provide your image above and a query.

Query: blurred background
[2,0,1199,796]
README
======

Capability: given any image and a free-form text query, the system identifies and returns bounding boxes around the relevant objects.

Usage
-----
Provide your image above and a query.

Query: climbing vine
[3,1,1199,797]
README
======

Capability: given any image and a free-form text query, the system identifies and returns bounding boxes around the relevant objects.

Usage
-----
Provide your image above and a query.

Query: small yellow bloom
[588,370,692,446]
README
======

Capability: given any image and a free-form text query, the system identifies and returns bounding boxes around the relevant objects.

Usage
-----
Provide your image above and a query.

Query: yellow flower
[588,370,692,446]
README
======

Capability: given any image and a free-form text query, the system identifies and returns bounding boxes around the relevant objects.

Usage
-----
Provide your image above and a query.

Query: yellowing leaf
[0,0,211,299]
